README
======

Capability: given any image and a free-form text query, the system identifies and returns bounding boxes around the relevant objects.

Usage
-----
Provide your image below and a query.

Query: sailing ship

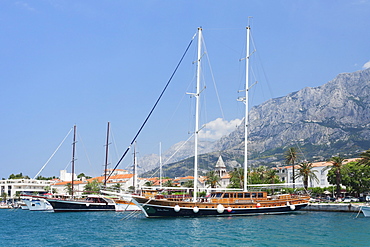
[124,26,310,217]
[46,125,116,212]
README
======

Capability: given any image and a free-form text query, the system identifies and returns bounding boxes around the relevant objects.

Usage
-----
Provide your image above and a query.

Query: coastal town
[1,149,370,216]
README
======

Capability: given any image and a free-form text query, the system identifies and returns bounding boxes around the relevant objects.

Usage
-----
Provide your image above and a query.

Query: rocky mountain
[140,68,370,177]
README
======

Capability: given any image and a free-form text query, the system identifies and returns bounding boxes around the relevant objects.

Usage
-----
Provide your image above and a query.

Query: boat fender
[174,205,180,212]
[193,206,199,213]
[290,205,296,211]
[86,203,90,207]
[287,202,290,206]
[217,204,224,214]
[256,203,261,208]
[227,207,232,212]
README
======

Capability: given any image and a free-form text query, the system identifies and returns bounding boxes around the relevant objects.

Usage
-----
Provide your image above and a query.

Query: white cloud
[199,118,242,140]
[363,61,370,69]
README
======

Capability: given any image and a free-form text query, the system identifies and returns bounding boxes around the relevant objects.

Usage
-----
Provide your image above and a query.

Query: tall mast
[133,141,138,192]
[159,142,162,189]
[244,26,250,192]
[193,27,202,202]
[71,125,76,198]
[104,122,110,187]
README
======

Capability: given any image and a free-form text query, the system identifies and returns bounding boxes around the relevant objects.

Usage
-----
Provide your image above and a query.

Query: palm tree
[264,169,280,195]
[295,161,319,190]
[112,183,122,192]
[83,179,101,194]
[359,149,370,166]
[284,147,299,189]
[183,180,194,188]
[65,183,72,195]
[1,192,7,202]
[205,171,221,188]
[228,168,244,189]
[324,156,345,199]
[163,179,174,187]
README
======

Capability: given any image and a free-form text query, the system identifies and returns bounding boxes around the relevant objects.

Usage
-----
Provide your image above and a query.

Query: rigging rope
[107,32,197,181]
[33,127,73,179]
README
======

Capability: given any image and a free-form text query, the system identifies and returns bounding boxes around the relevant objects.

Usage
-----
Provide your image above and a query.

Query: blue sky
[1,0,369,179]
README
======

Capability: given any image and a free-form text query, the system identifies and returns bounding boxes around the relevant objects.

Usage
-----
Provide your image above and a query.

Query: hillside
[141,68,370,177]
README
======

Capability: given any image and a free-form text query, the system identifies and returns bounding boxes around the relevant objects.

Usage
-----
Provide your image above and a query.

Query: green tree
[285,147,299,189]
[1,192,8,202]
[83,179,101,194]
[205,171,220,188]
[295,161,319,190]
[248,166,267,184]
[183,180,194,188]
[44,186,51,192]
[65,183,73,195]
[325,156,346,199]
[15,191,21,198]
[111,183,122,192]
[8,173,30,179]
[77,173,92,179]
[359,149,370,166]
[341,161,370,196]
[163,180,175,187]
[228,168,244,188]
[144,181,154,187]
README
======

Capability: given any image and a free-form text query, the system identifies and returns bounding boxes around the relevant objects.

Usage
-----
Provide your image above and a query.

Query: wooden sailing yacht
[119,27,310,217]
[47,125,116,212]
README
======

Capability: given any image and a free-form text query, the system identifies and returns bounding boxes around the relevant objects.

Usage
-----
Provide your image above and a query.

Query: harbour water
[1,209,369,246]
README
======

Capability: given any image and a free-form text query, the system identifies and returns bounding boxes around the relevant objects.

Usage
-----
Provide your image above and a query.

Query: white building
[0,179,56,199]
[275,158,360,188]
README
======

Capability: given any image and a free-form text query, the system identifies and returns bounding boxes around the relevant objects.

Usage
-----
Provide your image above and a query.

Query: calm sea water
[1,209,369,246]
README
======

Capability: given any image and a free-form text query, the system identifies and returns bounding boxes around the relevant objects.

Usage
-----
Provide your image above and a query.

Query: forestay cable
[107,32,197,181]
[33,127,73,179]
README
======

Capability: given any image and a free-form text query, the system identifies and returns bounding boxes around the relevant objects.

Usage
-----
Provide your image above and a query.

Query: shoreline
[302,203,365,213]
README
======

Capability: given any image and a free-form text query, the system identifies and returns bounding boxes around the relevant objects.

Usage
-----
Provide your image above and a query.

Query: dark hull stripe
[140,203,308,217]
[48,200,115,212]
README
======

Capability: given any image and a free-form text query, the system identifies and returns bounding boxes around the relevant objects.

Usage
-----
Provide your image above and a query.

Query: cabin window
[223,193,229,198]
[258,193,264,198]
[245,193,250,198]
[251,193,256,198]
[237,193,243,198]
[213,193,223,198]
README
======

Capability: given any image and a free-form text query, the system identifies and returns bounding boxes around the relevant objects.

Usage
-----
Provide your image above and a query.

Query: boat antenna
[106,31,197,181]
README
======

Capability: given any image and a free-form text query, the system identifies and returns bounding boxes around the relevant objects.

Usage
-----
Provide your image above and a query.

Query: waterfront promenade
[303,203,365,213]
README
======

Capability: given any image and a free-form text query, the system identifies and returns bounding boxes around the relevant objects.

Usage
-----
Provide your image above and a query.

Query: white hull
[23,198,53,211]
[115,201,140,211]
[361,205,370,217]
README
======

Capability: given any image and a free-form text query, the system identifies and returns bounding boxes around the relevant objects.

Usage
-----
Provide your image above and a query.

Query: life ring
[256,203,261,208]
[227,207,232,212]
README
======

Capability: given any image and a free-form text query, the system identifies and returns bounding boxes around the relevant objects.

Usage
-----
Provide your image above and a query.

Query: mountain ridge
[140,68,370,177]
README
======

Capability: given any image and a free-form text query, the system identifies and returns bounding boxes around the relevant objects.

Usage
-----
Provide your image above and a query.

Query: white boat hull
[361,205,370,217]
[23,198,53,211]
[115,201,141,211]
